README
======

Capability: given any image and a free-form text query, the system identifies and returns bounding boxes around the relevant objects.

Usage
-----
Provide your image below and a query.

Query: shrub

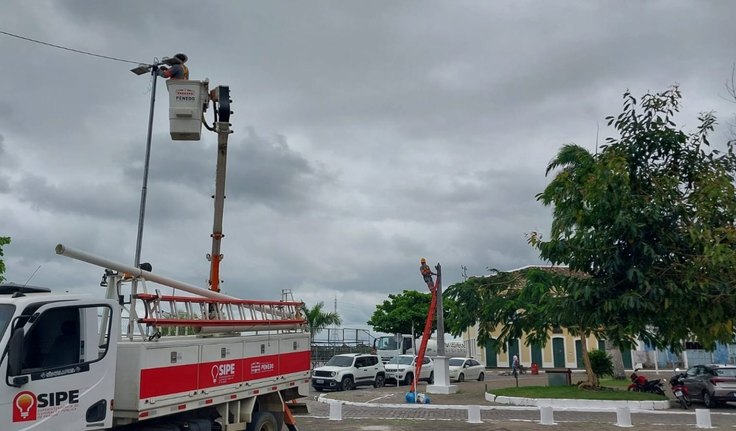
[588,349,614,378]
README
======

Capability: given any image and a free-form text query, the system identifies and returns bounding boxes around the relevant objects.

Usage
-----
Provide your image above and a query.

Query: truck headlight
[330,371,336,377]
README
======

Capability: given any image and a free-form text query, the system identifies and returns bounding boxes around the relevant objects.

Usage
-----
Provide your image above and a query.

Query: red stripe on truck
[140,363,199,398]
[139,351,310,399]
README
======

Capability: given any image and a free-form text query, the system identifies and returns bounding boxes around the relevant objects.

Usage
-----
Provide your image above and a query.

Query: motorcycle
[670,372,691,409]
[628,370,665,395]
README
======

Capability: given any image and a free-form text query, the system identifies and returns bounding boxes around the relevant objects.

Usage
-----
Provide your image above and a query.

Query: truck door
[0,300,119,431]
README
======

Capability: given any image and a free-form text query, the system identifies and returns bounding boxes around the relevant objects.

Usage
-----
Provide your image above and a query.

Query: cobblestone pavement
[291,371,736,430]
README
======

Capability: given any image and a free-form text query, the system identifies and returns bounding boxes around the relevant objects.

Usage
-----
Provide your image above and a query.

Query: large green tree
[0,237,10,284]
[535,86,736,349]
[447,86,736,387]
[367,290,442,338]
[302,301,342,345]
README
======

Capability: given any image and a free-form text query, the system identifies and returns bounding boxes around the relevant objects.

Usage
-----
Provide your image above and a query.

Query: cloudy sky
[1,1,735,333]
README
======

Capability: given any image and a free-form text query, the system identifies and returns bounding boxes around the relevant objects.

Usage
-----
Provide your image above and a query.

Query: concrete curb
[485,392,671,410]
[317,393,670,413]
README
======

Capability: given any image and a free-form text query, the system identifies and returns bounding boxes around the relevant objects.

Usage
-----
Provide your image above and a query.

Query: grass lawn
[491,378,665,401]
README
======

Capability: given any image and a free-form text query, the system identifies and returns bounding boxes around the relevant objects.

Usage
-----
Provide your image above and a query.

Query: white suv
[312,353,386,391]
[385,355,434,385]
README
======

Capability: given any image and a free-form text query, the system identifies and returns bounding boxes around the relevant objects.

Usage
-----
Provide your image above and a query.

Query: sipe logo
[12,391,37,422]
[210,363,236,384]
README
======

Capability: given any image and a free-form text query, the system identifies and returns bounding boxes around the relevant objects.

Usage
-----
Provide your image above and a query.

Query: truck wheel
[403,373,414,386]
[458,373,465,382]
[246,411,278,431]
[339,376,354,391]
[374,374,385,388]
[477,372,485,382]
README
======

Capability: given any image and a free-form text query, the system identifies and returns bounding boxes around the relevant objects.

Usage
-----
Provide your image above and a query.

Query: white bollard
[539,406,556,425]
[329,402,342,421]
[467,405,482,423]
[616,407,633,427]
[695,409,712,429]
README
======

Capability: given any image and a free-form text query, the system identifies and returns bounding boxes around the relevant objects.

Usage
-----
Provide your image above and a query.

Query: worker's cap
[174,53,188,63]
[420,257,426,263]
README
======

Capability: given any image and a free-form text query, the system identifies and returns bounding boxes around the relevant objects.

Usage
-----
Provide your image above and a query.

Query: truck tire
[339,376,354,391]
[374,374,385,388]
[246,411,278,431]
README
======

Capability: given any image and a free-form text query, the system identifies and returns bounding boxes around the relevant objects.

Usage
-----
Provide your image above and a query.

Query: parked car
[681,364,736,408]
[448,357,485,382]
[385,354,434,385]
[312,353,386,391]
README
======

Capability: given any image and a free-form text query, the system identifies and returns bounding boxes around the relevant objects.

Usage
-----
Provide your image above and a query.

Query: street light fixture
[129,56,183,268]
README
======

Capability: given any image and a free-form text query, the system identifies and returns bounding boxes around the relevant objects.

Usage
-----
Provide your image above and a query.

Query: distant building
[460,265,636,369]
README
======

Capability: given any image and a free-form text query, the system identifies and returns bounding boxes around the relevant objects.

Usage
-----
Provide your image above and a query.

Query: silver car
[682,364,736,408]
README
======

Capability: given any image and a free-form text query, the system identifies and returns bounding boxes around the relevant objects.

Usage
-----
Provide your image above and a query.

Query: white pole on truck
[55,244,236,300]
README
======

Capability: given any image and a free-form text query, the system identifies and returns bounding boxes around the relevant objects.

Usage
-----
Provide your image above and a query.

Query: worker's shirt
[167,64,189,80]
[420,264,433,277]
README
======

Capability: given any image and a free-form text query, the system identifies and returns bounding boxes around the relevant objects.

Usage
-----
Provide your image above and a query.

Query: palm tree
[302,302,342,344]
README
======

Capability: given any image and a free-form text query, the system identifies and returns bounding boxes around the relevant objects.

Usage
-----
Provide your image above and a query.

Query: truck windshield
[0,304,15,339]
[376,336,399,350]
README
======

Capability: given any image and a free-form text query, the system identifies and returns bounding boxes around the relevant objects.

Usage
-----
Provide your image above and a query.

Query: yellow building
[460,266,635,370]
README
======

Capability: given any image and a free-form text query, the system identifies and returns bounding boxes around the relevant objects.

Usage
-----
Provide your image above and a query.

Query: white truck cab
[0,284,119,430]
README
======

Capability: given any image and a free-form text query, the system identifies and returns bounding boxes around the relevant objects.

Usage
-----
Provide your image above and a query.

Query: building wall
[462,325,604,369]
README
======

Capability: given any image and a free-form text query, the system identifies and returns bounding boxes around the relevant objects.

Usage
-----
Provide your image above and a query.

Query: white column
[615,407,632,427]
[539,406,556,425]
[467,405,481,424]
[695,409,712,429]
[426,356,458,394]
[329,402,342,421]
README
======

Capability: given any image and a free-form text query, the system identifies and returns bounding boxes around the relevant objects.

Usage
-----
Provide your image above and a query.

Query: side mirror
[7,327,24,375]
[7,327,27,387]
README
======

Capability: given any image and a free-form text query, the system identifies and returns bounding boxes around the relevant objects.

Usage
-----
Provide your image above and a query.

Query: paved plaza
[293,371,736,430]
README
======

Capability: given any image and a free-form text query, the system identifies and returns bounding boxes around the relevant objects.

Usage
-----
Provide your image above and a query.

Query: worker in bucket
[157,53,189,80]
[419,257,436,292]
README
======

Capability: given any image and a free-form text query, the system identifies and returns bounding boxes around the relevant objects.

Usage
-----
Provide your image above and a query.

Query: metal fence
[311,328,375,366]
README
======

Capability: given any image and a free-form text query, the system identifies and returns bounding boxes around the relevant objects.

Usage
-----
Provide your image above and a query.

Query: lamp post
[129,56,182,268]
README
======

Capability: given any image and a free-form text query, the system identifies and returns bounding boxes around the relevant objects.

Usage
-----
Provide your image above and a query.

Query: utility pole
[427,262,457,394]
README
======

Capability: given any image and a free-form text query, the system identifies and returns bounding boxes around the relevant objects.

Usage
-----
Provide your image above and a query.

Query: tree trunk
[606,340,626,380]
[579,335,598,388]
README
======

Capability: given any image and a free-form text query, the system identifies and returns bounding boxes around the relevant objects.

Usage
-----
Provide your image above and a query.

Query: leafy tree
[302,301,342,345]
[0,237,10,284]
[447,86,736,388]
[534,86,736,349]
[368,290,453,339]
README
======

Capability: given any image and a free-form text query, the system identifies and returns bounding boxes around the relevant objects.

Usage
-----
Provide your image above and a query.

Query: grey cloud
[122,128,333,213]
[2,1,736,330]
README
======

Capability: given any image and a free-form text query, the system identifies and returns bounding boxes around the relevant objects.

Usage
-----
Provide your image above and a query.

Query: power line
[0,29,145,65]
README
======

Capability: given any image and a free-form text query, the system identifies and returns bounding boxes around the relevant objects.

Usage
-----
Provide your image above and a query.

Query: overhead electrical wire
[0,29,145,65]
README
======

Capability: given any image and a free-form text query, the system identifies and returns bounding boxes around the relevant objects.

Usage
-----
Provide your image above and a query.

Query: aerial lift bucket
[167,79,209,140]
